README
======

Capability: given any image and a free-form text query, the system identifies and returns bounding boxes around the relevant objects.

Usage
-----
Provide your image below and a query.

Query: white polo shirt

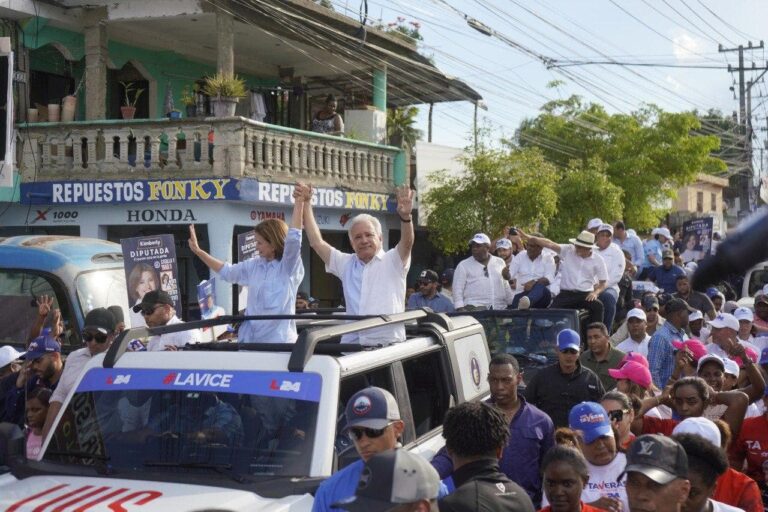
[147,315,204,351]
[508,250,556,295]
[615,334,651,357]
[597,242,627,292]
[558,244,608,293]
[453,254,513,310]
[327,247,410,346]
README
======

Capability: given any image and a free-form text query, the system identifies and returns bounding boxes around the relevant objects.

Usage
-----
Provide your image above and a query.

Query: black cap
[132,289,174,313]
[657,293,673,307]
[418,270,439,283]
[623,434,688,485]
[665,298,696,314]
[641,295,660,310]
[83,308,116,335]
[107,305,125,325]
[440,268,454,285]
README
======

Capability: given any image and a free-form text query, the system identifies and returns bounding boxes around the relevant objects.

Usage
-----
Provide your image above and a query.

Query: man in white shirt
[507,235,556,309]
[615,308,651,356]
[453,233,513,310]
[595,224,626,330]
[706,312,760,358]
[520,230,608,325]
[42,307,118,438]
[139,290,203,351]
[299,183,414,346]
[734,307,757,346]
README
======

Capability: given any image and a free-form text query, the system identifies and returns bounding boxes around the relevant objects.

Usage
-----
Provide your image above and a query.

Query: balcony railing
[15,117,400,193]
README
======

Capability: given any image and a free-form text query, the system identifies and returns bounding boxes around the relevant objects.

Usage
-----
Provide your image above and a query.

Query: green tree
[517,95,726,231]
[423,146,558,253]
[546,158,624,241]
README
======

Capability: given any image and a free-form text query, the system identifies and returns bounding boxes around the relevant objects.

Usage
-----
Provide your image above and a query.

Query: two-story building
[0,0,480,317]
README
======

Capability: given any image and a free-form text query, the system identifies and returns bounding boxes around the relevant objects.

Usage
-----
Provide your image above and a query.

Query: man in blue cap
[524,329,605,427]
[2,330,63,426]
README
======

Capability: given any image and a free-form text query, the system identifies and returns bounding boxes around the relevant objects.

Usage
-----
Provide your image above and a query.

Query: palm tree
[387,106,422,149]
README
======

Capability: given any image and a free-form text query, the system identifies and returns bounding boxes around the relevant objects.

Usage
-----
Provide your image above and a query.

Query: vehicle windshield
[44,368,321,479]
[747,264,768,296]
[75,269,131,325]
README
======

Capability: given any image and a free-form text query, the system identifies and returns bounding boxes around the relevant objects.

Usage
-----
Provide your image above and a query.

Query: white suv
[0,310,490,511]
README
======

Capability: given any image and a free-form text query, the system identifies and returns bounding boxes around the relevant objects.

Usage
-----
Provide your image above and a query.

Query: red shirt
[713,467,764,512]
[539,502,604,512]
[642,417,679,436]
[734,415,768,482]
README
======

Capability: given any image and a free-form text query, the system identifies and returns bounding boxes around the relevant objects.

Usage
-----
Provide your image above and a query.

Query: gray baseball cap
[332,449,440,511]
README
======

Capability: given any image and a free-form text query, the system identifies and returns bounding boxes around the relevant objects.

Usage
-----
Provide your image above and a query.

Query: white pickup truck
[0,310,490,511]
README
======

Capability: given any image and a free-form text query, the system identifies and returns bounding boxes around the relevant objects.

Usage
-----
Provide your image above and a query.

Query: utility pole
[719,41,767,214]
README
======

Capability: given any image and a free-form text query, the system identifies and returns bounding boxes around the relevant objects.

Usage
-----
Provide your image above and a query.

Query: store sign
[126,209,197,223]
[250,210,285,221]
[21,178,397,213]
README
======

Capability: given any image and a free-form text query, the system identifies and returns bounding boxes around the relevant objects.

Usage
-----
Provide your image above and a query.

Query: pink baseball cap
[620,352,650,368]
[732,347,759,367]
[672,339,708,362]
[609,361,652,389]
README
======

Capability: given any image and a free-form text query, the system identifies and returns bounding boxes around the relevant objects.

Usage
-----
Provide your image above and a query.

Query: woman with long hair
[601,390,635,451]
[189,184,305,343]
[127,262,160,328]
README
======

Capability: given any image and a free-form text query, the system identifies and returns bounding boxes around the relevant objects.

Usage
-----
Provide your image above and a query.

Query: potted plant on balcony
[180,85,198,118]
[387,106,422,150]
[119,81,144,120]
[202,73,247,118]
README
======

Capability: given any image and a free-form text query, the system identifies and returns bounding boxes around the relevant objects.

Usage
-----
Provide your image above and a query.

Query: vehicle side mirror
[0,422,24,466]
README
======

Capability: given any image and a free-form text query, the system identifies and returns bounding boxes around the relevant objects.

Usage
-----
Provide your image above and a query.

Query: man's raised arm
[295,182,333,265]
[395,185,415,263]
[518,229,561,254]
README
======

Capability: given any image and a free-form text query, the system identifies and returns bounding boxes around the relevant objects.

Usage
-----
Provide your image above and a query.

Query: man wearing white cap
[639,227,671,280]
[733,307,758,347]
[0,346,24,419]
[519,230,608,324]
[707,313,760,359]
[493,237,514,266]
[453,233,513,311]
[688,309,708,340]
[615,308,651,356]
[586,218,604,234]
[595,223,626,329]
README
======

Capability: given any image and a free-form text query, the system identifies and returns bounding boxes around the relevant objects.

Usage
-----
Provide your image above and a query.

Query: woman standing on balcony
[188,184,305,343]
[311,94,344,135]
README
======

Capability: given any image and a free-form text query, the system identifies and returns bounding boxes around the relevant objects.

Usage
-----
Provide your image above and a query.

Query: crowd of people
[4,190,768,512]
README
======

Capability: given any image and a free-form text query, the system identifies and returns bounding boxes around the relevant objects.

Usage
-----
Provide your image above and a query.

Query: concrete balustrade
[16,117,400,192]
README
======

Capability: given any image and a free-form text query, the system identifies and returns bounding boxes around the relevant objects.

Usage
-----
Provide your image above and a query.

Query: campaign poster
[236,231,259,311]
[680,217,714,263]
[197,278,226,340]
[121,234,181,328]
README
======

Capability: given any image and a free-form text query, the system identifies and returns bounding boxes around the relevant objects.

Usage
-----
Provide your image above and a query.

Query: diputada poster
[121,234,181,328]
[680,217,714,263]
[236,230,259,312]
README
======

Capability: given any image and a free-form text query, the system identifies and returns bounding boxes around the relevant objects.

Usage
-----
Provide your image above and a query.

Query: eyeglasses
[140,304,163,316]
[608,409,628,422]
[82,331,107,344]
[347,422,394,442]
[483,266,489,277]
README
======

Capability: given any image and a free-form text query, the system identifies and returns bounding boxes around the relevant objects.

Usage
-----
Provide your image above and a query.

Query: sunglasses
[82,331,107,344]
[347,422,394,442]
[141,304,163,316]
[608,409,628,422]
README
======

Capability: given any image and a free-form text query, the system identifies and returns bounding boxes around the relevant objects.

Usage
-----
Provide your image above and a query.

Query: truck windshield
[44,368,321,479]
[75,269,131,324]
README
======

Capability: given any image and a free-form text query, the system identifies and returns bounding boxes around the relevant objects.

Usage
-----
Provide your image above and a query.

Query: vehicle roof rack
[103,309,453,371]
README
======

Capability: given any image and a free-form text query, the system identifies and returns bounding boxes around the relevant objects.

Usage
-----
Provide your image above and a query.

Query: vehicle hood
[0,474,313,511]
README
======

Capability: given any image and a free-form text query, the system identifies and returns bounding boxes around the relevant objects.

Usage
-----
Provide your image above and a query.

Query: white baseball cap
[587,218,604,230]
[688,310,704,322]
[697,354,725,373]
[656,227,672,239]
[469,233,491,246]
[0,345,24,368]
[495,238,513,250]
[627,308,647,321]
[723,357,740,377]
[672,417,721,448]
[734,307,754,322]
[598,223,614,235]
[707,313,740,331]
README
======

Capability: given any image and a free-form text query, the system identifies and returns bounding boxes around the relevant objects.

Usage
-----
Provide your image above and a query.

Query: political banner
[197,278,226,340]
[680,217,714,263]
[121,234,181,328]
[236,231,259,312]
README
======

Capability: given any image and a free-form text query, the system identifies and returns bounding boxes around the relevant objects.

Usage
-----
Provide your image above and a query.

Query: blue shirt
[218,228,304,343]
[406,292,455,313]
[615,235,644,266]
[648,264,686,294]
[431,397,554,507]
[313,458,449,511]
[648,321,689,387]
[642,239,663,269]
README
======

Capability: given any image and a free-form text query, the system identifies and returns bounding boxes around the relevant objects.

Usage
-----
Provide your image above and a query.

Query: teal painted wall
[23,19,279,119]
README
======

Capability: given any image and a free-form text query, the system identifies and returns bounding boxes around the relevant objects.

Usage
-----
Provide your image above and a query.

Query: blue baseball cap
[569,402,613,444]
[345,387,401,430]
[557,329,581,352]
[22,331,61,361]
